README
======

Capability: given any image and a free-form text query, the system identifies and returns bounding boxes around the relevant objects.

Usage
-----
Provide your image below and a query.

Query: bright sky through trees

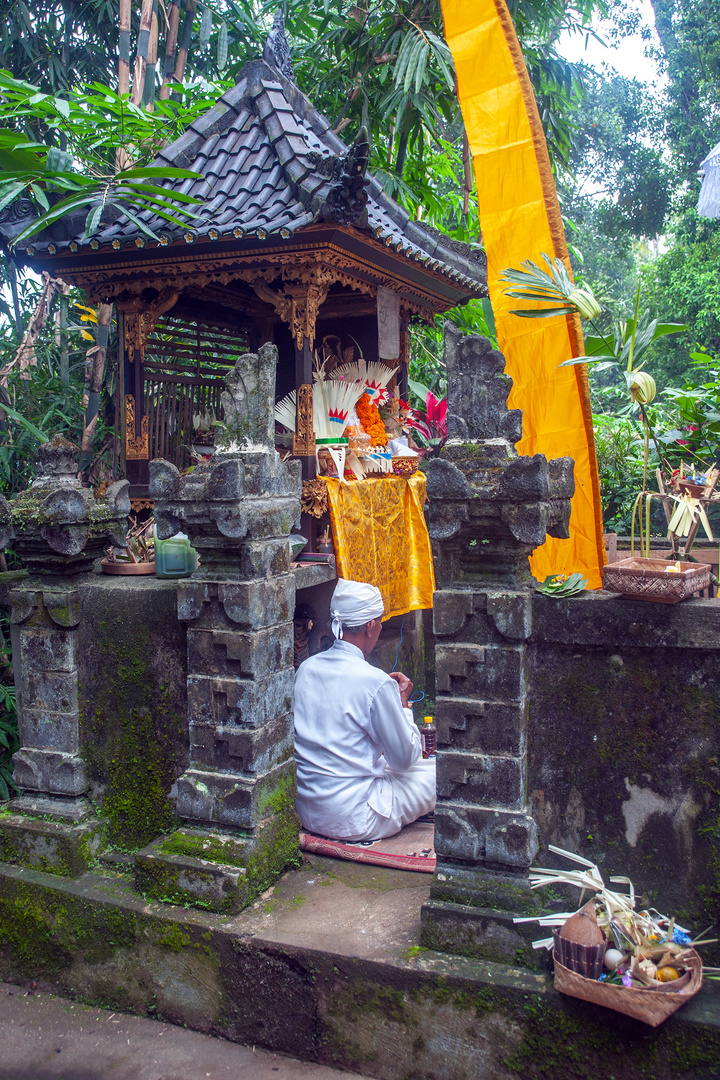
[559,0,663,88]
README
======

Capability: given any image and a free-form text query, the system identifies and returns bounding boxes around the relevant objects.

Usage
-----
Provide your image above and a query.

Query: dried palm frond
[331,358,398,403]
[274,390,297,433]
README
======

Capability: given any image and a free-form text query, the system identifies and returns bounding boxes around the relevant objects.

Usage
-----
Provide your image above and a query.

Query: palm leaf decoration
[500,253,601,321]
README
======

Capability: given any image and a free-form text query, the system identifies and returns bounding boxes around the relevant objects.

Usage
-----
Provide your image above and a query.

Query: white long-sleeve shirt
[294,639,421,839]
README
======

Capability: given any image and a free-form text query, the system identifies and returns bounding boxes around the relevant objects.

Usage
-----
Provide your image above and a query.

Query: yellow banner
[441,0,605,587]
[326,474,436,619]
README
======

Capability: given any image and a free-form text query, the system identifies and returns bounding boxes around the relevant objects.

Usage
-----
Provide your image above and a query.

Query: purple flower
[622,972,633,988]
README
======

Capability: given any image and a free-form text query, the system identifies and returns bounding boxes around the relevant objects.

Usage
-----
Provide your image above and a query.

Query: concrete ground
[0,979,369,1080]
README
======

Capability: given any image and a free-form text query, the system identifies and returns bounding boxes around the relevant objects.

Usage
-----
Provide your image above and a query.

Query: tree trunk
[0,273,62,388]
[79,302,113,476]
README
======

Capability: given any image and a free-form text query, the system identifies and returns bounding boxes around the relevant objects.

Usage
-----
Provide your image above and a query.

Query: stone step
[0,855,718,1080]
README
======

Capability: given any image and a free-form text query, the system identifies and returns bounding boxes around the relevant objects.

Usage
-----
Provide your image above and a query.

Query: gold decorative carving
[130,498,155,512]
[69,240,459,322]
[125,395,149,459]
[120,289,178,360]
[293,383,316,456]
[253,278,329,348]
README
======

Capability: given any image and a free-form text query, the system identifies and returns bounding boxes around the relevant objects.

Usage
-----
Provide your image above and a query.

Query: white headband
[330,578,384,639]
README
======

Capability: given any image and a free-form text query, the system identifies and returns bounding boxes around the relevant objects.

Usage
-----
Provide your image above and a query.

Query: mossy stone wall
[528,593,720,959]
[77,576,188,849]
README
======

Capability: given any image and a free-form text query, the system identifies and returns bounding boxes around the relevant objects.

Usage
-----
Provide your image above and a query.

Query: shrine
[8,36,486,515]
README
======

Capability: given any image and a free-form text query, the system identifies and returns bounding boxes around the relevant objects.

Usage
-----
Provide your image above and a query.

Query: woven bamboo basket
[602,557,711,604]
[553,948,703,1027]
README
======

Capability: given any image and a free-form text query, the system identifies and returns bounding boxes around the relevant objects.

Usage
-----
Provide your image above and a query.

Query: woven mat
[299,817,435,874]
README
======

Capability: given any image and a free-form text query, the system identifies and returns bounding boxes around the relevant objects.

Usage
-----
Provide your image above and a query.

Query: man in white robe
[294,578,436,841]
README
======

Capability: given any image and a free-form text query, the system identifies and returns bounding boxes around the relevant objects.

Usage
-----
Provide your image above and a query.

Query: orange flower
[356,394,388,447]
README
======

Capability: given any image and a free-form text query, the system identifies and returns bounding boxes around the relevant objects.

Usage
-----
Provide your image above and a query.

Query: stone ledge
[531,591,720,649]
[0,860,719,1080]
[0,813,102,876]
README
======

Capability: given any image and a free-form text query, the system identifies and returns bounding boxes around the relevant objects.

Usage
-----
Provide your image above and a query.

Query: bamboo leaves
[0,74,207,246]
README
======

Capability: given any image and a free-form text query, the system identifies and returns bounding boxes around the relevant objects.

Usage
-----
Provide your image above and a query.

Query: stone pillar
[136,342,302,913]
[0,436,130,874]
[420,324,574,964]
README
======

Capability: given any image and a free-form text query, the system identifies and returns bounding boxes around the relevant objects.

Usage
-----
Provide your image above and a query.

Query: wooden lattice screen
[143,315,252,468]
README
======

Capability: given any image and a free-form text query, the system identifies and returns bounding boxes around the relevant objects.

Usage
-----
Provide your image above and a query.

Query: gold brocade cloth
[325,474,435,620]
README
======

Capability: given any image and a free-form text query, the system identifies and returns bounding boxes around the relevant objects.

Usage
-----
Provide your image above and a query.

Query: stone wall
[528,592,720,949]
[421,324,720,969]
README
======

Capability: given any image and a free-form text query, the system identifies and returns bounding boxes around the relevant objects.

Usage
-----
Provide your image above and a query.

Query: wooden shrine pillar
[118,292,177,500]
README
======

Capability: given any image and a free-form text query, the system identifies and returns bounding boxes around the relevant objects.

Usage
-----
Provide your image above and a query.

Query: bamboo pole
[118,0,132,95]
[131,0,156,107]
[159,0,181,100]
[170,0,197,96]
[143,0,159,109]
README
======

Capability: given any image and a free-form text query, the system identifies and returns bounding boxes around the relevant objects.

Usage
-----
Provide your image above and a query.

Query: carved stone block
[177,576,295,630]
[12,748,87,796]
[433,802,539,870]
[171,759,293,830]
[22,670,79,714]
[186,671,294,730]
[436,750,525,809]
[436,699,526,757]
[19,627,76,671]
[20,709,80,754]
[186,624,293,679]
[189,712,293,775]
[436,643,525,701]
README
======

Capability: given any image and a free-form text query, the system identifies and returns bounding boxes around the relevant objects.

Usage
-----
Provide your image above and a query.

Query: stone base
[135,807,300,913]
[135,828,252,913]
[0,811,102,877]
[420,897,541,968]
[0,858,718,1080]
[430,860,540,913]
[9,794,94,821]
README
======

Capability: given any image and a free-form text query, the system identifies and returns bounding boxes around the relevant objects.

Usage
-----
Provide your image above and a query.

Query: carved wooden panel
[293,383,316,456]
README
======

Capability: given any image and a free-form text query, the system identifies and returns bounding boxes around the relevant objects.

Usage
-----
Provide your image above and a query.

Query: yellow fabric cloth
[441,0,606,588]
[326,474,435,620]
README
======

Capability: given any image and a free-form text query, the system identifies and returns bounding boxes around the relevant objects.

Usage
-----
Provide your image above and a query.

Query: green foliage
[0,355,86,498]
[592,414,649,531]
[659,350,720,463]
[649,0,720,192]
[641,220,720,387]
[409,299,496,398]
[0,73,214,244]
[563,71,670,242]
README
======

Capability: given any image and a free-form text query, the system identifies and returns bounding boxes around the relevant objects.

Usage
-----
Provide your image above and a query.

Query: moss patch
[78,583,188,850]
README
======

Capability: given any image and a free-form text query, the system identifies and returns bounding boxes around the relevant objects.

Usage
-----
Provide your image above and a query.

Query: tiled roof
[16,58,486,294]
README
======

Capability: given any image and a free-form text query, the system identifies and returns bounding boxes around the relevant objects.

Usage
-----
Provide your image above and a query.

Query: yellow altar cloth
[325,474,435,620]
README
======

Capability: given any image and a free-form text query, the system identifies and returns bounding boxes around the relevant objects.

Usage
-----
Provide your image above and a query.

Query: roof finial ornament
[263,8,294,82]
[317,125,371,227]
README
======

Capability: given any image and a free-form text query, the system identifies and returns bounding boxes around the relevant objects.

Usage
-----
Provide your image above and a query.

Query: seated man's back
[293,578,435,842]
[295,639,420,839]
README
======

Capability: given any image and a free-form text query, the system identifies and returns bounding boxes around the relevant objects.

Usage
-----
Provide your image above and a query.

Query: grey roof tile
[18,57,485,293]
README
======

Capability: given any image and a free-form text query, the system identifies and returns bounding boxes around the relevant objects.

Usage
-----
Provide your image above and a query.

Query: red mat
[299,818,435,873]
